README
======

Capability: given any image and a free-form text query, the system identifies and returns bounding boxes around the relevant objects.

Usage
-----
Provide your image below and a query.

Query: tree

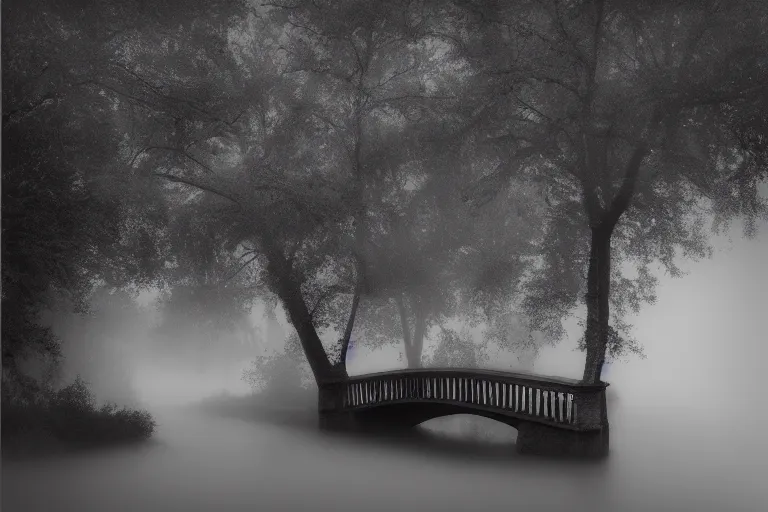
[427,326,488,369]
[442,0,768,383]
[1,0,167,389]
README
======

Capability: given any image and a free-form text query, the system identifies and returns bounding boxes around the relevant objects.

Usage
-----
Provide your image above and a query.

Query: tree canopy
[4,0,766,390]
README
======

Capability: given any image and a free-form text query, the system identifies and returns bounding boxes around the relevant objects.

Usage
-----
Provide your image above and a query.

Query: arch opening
[419,414,518,445]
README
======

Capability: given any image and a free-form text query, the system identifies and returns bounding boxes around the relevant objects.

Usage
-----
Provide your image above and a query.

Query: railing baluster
[559,392,565,422]
[536,388,541,416]
[553,391,559,420]
[552,391,557,421]
[552,391,557,420]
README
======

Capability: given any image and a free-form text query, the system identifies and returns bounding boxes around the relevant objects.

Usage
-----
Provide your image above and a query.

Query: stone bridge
[318,368,609,458]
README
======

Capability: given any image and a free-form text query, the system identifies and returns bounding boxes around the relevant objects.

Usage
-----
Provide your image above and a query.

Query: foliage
[444,0,768,380]
[242,332,311,401]
[7,0,766,389]
[1,376,156,456]
[426,327,487,369]
[2,0,169,386]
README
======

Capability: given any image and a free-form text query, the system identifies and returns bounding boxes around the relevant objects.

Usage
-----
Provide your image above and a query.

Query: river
[2,387,766,512]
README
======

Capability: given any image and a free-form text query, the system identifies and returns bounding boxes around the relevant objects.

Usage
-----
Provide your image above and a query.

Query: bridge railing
[318,368,608,431]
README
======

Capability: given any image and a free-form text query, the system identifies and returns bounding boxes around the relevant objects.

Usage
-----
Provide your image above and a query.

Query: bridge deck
[319,368,609,433]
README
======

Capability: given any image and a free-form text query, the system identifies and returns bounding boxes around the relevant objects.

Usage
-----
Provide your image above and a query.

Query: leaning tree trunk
[260,232,344,385]
[581,225,613,384]
[337,289,361,373]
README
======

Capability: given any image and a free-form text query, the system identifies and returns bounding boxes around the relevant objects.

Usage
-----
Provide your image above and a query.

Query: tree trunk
[581,225,613,384]
[411,300,427,368]
[338,290,361,372]
[260,232,343,385]
[396,294,427,369]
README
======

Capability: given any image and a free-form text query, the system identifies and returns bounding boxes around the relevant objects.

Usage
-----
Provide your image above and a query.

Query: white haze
[3,221,767,511]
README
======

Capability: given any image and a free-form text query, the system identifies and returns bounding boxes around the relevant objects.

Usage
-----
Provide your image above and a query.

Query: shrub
[2,375,156,456]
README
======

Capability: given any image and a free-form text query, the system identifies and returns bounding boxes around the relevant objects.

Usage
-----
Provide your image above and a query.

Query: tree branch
[223,254,260,283]
[131,146,215,173]
[603,109,666,228]
[152,172,241,205]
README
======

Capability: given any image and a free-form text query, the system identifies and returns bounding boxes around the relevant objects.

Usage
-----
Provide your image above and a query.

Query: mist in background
[3,217,762,512]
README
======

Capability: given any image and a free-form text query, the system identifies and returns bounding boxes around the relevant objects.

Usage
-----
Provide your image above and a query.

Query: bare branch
[152,171,241,205]
[224,254,260,283]
[131,146,216,173]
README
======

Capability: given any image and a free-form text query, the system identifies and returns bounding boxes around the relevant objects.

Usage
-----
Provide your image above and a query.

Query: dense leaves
[4,0,766,390]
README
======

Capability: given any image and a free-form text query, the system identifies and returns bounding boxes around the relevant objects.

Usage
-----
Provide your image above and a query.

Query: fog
[3,221,767,512]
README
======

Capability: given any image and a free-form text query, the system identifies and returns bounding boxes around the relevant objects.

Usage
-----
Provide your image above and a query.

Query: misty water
[3,229,767,512]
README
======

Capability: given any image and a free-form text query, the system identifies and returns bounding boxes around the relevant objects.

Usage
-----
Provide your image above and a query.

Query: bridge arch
[346,400,526,431]
[318,368,610,458]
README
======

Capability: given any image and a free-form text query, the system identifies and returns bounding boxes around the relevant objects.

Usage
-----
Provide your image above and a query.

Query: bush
[2,376,156,456]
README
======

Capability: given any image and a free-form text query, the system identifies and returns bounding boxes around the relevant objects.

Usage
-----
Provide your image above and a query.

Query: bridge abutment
[516,421,609,459]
